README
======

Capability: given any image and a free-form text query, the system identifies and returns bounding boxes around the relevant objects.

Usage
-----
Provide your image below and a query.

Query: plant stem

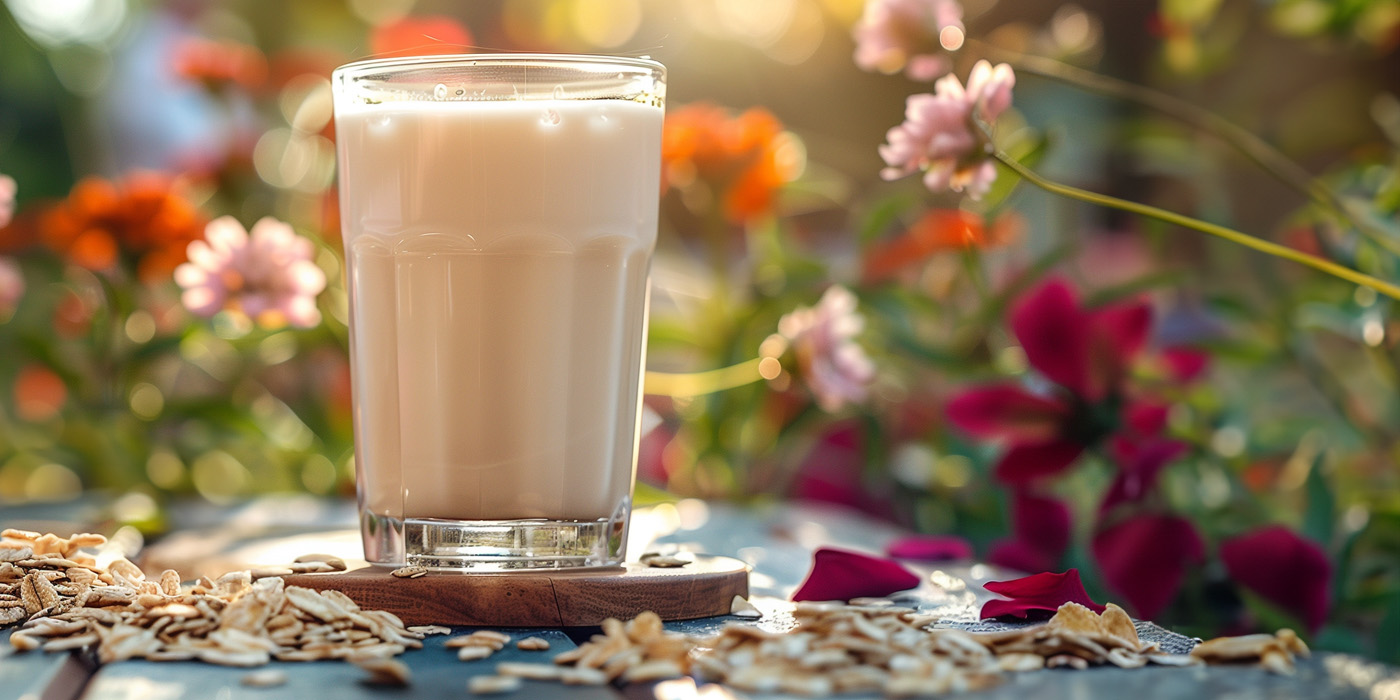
[971,41,1400,258]
[993,151,1400,301]
[644,358,763,397]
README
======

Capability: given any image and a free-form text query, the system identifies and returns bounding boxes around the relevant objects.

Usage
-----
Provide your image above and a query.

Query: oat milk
[335,98,661,527]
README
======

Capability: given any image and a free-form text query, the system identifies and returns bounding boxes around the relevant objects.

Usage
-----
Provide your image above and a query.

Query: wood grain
[282,555,749,627]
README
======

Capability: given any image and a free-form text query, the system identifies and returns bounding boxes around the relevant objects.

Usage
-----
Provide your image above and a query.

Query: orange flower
[39,173,208,282]
[662,103,801,225]
[13,364,66,422]
[172,37,268,91]
[369,15,473,58]
[862,208,1022,281]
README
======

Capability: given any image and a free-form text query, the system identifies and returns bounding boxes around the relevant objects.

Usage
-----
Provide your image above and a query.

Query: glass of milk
[331,55,665,569]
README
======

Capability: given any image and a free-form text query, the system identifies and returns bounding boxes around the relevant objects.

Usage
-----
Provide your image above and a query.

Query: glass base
[360,509,627,570]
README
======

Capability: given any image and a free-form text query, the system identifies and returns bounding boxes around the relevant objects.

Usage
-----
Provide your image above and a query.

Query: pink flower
[175,216,326,328]
[852,0,964,81]
[0,257,23,318]
[878,61,1014,200]
[0,174,16,229]
[1220,526,1332,633]
[778,285,876,412]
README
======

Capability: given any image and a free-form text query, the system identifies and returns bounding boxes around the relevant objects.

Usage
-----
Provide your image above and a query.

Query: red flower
[980,569,1104,619]
[987,491,1072,573]
[886,535,973,561]
[1220,526,1332,633]
[369,16,473,58]
[791,547,921,602]
[1092,514,1203,620]
[946,278,1153,484]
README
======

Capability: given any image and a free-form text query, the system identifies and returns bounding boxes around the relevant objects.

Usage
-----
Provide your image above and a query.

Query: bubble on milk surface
[433,83,448,100]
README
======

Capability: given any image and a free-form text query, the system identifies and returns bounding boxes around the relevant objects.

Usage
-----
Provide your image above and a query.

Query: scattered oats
[390,566,429,579]
[516,636,550,651]
[294,553,346,566]
[730,595,761,619]
[352,655,412,686]
[468,675,522,695]
[644,555,690,568]
[408,625,451,636]
[0,530,416,670]
[1190,629,1307,675]
[458,646,495,661]
[497,662,564,681]
[249,567,294,580]
[241,669,288,687]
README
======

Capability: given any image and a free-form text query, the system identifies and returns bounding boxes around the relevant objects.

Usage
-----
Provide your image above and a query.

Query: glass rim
[332,53,665,82]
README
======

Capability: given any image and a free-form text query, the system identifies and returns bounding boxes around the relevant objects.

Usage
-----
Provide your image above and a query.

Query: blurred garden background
[2,0,1400,662]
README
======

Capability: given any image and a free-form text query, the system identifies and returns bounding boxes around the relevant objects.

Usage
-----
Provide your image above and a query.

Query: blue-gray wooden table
[3,499,1398,699]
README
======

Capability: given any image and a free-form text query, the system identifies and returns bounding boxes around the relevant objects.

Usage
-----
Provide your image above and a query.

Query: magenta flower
[1220,526,1332,633]
[791,547,921,602]
[0,257,23,319]
[175,216,326,329]
[1092,513,1203,620]
[852,0,964,81]
[0,174,15,229]
[878,60,1015,200]
[946,279,1164,483]
[778,285,876,412]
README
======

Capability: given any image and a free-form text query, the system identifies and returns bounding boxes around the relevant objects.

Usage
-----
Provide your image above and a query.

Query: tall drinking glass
[331,55,665,569]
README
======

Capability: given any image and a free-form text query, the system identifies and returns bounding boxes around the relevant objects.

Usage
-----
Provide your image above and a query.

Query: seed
[468,675,522,695]
[458,646,494,661]
[390,566,428,579]
[241,670,288,687]
[644,556,690,568]
[352,656,412,686]
[516,637,550,651]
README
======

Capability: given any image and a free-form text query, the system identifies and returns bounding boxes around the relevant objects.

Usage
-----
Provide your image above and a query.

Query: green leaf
[1378,589,1400,663]
[1302,450,1335,547]
[857,192,919,246]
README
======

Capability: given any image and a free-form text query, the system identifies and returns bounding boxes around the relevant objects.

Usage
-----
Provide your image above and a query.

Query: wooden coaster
[283,554,749,627]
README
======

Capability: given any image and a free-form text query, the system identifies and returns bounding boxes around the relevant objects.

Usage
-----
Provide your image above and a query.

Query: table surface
[3,498,1398,700]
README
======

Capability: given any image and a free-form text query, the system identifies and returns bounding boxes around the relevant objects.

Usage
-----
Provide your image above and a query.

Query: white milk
[336,98,661,525]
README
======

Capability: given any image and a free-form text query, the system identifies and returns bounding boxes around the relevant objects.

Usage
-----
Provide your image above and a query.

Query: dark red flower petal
[1124,401,1170,438]
[945,385,1070,442]
[1220,526,1332,633]
[791,548,921,602]
[987,538,1057,574]
[1012,491,1072,558]
[886,535,974,562]
[1162,346,1211,383]
[1101,438,1188,513]
[1093,514,1203,620]
[1011,279,1092,398]
[1091,302,1153,364]
[980,569,1105,619]
[994,439,1085,484]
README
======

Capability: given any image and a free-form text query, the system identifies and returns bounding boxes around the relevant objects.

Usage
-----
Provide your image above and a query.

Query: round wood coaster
[282,554,750,627]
